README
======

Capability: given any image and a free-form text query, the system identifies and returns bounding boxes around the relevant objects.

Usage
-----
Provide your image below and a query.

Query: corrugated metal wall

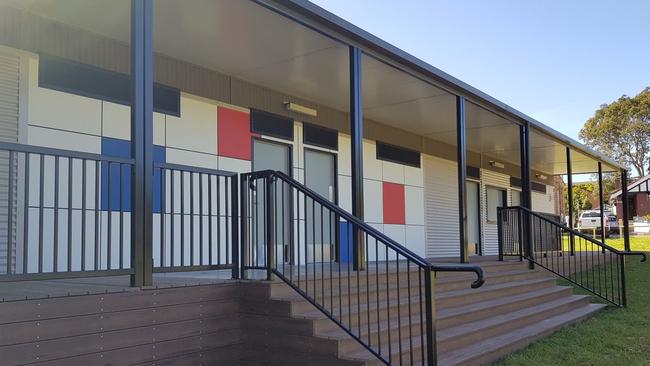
[423,154,459,258]
[0,51,20,274]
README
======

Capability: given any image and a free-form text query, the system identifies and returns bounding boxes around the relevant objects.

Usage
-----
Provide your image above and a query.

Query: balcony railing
[0,142,238,282]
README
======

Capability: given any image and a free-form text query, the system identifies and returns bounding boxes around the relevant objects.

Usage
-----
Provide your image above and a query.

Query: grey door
[252,139,291,265]
[467,181,481,255]
[304,149,336,263]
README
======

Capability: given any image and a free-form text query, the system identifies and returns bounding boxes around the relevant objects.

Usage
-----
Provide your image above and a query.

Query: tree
[579,88,650,177]
[563,182,596,225]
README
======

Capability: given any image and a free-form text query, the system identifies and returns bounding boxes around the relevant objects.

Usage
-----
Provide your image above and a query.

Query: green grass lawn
[494,236,650,366]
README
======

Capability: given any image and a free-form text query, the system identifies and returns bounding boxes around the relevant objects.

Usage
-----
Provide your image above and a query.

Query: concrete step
[437,303,606,366]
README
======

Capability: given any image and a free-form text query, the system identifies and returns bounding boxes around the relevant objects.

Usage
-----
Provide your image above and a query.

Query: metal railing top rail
[245,169,485,287]
[0,141,135,165]
[154,161,237,177]
[501,205,647,262]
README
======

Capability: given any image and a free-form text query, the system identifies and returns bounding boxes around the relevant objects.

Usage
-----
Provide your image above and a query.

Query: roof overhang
[258,0,624,171]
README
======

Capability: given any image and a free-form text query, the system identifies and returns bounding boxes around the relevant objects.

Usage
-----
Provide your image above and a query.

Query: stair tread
[437,285,571,320]
[295,277,556,319]
[270,268,543,301]
[437,303,607,365]
[437,294,590,341]
[339,302,605,364]
[336,294,590,360]
[317,286,576,339]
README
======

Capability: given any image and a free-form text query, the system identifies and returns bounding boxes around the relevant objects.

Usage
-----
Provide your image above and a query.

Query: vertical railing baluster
[107,161,112,270]
[119,163,124,270]
[6,151,14,275]
[199,173,203,266]
[94,160,100,271]
[67,157,73,271]
[170,170,175,267]
[53,156,59,272]
[160,167,165,267]
[190,172,194,266]
[23,153,30,274]
[207,174,212,266]
[231,174,239,279]
[38,154,44,273]
[81,159,87,271]
[180,170,185,266]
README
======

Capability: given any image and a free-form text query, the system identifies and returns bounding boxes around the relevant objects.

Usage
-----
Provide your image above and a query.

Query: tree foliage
[580,88,650,176]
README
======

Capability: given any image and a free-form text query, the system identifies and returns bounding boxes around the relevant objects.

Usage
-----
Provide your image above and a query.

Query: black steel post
[456,96,468,264]
[130,0,154,287]
[598,162,606,243]
[566,147,575,256]
[231,175,240,279]
[424,267,437,365]
[349,46,365,270]
[265,176,275,281]
[519,123,533,268]
[621,169,631,251]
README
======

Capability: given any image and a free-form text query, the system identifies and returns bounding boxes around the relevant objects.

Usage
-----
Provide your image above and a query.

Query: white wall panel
[363,178,383,224]
[338,134,351,176]
[423,155,459,258]
[382,160,404,184]
[102,101,130,140]
[153,112,166,146]
[404,163,423,188]
[405,225,425,257]
[166,94,217,154]
[28,125,101,153]
[166,148,218,169]
[384,224,406,247]
[405,185,424,225]
[363,140,382,180]
[27,58,102,136]
[337,175,352,212]
[218,156,251,174]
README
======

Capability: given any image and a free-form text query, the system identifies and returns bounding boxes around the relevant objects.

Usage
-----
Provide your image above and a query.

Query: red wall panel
[217,106,255,160]
[383,182,405,225]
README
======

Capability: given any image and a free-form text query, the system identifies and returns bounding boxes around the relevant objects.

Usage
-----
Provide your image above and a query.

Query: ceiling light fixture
[284,102,317,117]
[536,173,548,180]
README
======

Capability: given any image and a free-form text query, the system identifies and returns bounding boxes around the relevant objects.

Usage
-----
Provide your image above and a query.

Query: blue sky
[310,0,650,141]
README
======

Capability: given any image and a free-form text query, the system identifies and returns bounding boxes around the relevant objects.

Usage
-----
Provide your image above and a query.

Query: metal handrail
[504,205,647,262]
[498,205,646,307]
[242,169,485,365]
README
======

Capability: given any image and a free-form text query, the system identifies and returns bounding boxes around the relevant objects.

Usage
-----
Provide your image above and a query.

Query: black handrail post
[598,162,607,253]
[621,169,631,252]
[497,208,504,261]
[518,208,524,261]
[457,96,469,264]
[349,46,365,271]
[231,174,240,279]
[130,0,154,287]
[424,266,437,366]
[265,176,275,281]
[566,147,575,256]
[240,175,248,279]
[620,255,627,307]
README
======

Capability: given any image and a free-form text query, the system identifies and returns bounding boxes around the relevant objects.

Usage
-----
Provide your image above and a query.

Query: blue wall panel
[101,137,165,213]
